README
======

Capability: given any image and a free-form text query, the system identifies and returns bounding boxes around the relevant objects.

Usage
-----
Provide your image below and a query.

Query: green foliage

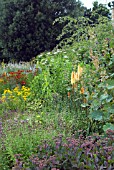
[0,118,59,169]
[52,18,114,134]
[0,108,78,169]
[79,22,114,134]
[84,1,111,24]
[0,0,85,61]
[25,19,114,134]
[0,14,114,170]
[24,132,114,169]
[29,50,72,106]
[54,15,110,48]
[54,16,91,48]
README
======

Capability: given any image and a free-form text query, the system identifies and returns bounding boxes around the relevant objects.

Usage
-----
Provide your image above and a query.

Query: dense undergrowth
[0,19,114,169]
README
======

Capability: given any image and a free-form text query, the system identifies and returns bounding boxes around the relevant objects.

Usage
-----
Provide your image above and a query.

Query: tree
[84,1,111,25]
[0,0,85,61]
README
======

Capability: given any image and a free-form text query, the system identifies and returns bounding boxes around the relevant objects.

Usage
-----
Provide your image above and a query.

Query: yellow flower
[77,65,83,78]
[2,85,30,103]
[22,86,26,90]
[9,95,14,99]
[4,89,12,95]
[71,71,76,85]
[23,96,27,101]
[17,92,22,96]
[75,72,79,82]
[14,86,19,92]
[71,65,83,85]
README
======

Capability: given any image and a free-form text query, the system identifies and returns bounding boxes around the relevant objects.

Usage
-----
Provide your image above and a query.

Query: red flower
[21,81,26,85]
[9,72,15,75]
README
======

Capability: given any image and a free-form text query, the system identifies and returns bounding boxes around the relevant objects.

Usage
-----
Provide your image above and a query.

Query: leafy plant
[24,131,114,170]
[29,50,72,107]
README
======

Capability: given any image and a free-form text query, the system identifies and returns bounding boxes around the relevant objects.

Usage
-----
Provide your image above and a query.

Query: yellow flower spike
[75,72,79,82]
[77,65,83,78]
[71,71,76,85]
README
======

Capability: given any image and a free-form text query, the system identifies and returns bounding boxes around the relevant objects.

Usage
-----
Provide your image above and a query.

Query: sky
[80,0,111,9]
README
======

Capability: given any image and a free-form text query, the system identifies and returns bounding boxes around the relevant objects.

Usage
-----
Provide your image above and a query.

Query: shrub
[12,130,114,170]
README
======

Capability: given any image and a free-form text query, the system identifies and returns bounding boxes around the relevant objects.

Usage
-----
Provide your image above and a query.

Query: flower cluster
[68,65,84,98]
[7,70,28,86]
[0,69,38,88]
[71,65,83,85]
[1,86,30,102]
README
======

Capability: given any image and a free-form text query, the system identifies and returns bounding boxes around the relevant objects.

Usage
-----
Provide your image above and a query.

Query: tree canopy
[0,0,85,61]
[84,1,111,25]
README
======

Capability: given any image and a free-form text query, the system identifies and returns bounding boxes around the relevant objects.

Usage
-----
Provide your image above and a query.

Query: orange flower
[80,87,85,94]
[67,92,70,98]
[17,70,24,73]
[9,72,15,75]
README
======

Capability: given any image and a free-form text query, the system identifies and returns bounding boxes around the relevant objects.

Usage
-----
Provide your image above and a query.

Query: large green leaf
[103,123,114,131]
[106,79,114,89]
[106,85,114,90]
[103,104,114,114]
[106,95,113,103]
[89,110,103,120]
[100,94,108,101]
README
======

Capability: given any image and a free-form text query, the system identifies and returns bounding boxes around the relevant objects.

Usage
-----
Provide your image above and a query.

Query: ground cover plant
[0,18,114,170]
[24,130,114,170]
